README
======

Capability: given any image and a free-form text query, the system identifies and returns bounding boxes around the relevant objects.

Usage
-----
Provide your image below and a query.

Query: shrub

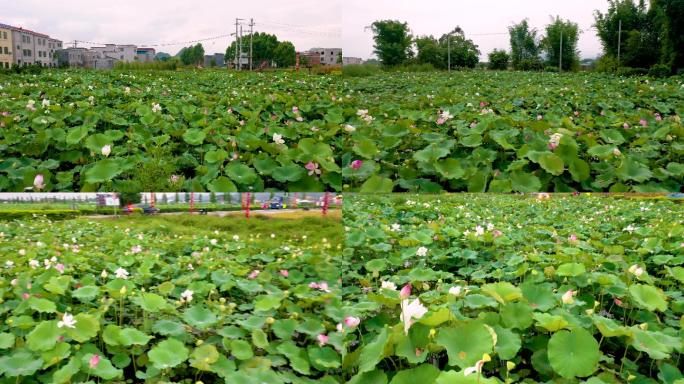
[617,67,649,76]
[488,49,510,70]
[342,63,381,77]
[648,64,672,78]
[595,55,619,73]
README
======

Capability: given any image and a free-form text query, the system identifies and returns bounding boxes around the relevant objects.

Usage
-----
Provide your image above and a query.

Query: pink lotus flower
[400,284,411,300]
[55,263,65,274]
[344,316,360,328]
[305,162,321,176]
[22,293,30,300]
[89,354,100,369]
[309,282,319,289]
[34,174,45,190]
[614,298,623,306]
[623,123,630,129]
[317,334,329,346]
[350,160,363,170]
[655,113,662,121]
[639,118,648,127]
[248,270,260,279]
[480,101,487,107]
[568,234,578,242]
[436,117,446,125]
[492,230,503,238]
[280,270,289,277]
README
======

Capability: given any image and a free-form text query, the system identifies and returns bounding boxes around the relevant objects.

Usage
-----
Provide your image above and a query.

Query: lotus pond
[0,213,348,383]
[0,70,343,192]
[342,193,684,383]
[340,72,684,193]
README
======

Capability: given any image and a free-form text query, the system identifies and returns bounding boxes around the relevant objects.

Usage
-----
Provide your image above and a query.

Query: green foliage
[343,194,684,382]
[225,32,296,68]
[371,20,414,66]
[541,16,580,71]
[114,59,179,70]
[179,43,205,66]
[414,28,480,69]
[342,63,382,77]
[509,19,542,70]
[0,213,342,381]
[488,49,510,70]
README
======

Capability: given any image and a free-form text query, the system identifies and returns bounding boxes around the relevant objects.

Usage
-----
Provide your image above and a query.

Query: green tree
[652,0,684,73]
[226,32,280,66]
[541,17,580,71]
[488,49,510,70]
[415,36,443,67]
[371,20,413,66]
[594,0,660,69]
[509,20,542,70]
[440,28,480,69]
[274,41,296,67]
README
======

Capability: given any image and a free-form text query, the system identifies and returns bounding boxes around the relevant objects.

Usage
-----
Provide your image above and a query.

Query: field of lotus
[0,70,343,192]
[342,194,684,383]
[0,213,349,383]
[341,72,684,193]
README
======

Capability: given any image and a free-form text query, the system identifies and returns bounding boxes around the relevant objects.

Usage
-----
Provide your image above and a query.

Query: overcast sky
[343,0,610,60]
[4,0,341,55]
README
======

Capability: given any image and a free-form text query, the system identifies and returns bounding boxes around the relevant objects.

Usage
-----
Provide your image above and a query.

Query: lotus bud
[507,361,516,371]
[429,328,436,338]
[119,286,127,295]
[400,284,411,300]
[196,340,203,346]
[266,317,275,324]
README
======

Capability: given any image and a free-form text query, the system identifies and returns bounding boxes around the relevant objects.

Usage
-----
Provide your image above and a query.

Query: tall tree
[371,20,413,66]
[652,0,684,72]
[508,20,541,70]
[488,49,510,70]
[594,0,660,69]
[415,36,443,67]
[541,17,580,71]
[273,41,296,67]
[439,28,480,69]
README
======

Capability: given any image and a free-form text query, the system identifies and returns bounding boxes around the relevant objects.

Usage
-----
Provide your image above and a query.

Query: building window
[3,47,7,54]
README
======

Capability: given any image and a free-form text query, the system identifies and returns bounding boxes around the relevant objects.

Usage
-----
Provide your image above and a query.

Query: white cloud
[4,0,341,55]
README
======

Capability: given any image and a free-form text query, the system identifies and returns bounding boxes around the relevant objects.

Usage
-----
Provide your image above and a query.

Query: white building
[309,48,341,66]
[90,44,137,63]
[6,24,62,67]
[342,57,363,65]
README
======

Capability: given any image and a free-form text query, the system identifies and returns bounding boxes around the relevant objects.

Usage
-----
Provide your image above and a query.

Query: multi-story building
[308,48,341,66]
[90,44,136,63]
[0,24,13,69]
[204,53,225,67]
[0,22,61,67]
[342,57,363,65]
[57,47,88,68]
[135,47,156,62]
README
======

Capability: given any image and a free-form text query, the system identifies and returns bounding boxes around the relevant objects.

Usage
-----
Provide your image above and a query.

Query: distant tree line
[368,0,683,75]
[224,32,296,68]
[177,43,205,66]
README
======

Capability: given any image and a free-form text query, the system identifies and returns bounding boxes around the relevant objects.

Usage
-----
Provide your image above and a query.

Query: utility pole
[559,30,563,73]
[234,18,239,70]
[617,19,622,69]
[238,24,243,71]
[448,36,451,73]
[249,18,254,71]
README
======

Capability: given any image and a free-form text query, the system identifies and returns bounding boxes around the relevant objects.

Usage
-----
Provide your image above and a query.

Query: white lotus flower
[57,313,77,329]
[416,246,428,257]
[390,223,401,232]
[101,145,111,157]
[381,281,397,290]
[628,264,644,277]
[562,290,575,304]
[449,286,462,296]
[344,124,356,132]
[152,103,162,113]
[273,133,285,145]
[181,289,193,302]
[29,259,40,269]
[400,298,428,335]
[101,269,108,278]
[463,353,491,376]
[42,99,50,108]
[475,225,485,236]
[115,267,129,279]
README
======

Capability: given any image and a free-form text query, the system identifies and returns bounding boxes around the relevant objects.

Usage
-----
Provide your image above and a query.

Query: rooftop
[0,22,50,38]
